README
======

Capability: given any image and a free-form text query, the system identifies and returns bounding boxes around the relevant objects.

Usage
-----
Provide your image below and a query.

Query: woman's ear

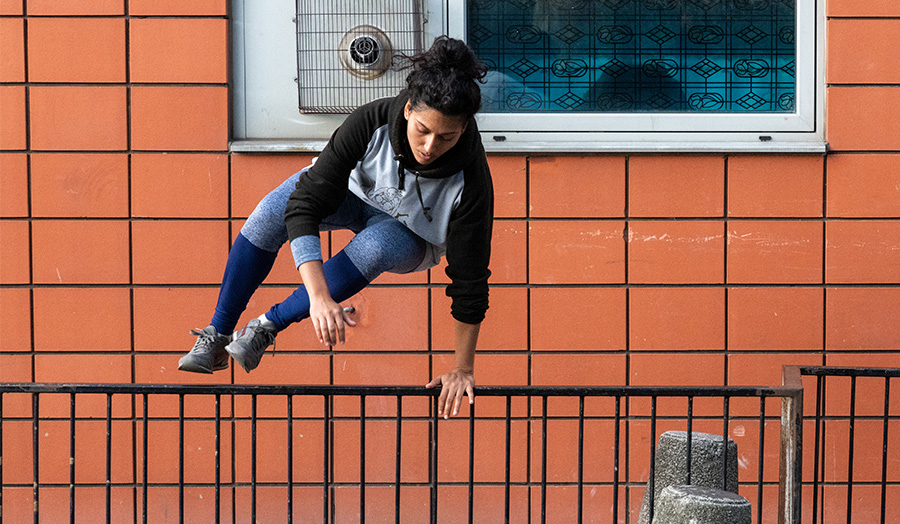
[404,100,412,119]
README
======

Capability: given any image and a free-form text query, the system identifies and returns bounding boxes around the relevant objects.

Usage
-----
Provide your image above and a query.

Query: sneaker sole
[225,343,256,373]
[178,357,213,374]
[178,356,230,374]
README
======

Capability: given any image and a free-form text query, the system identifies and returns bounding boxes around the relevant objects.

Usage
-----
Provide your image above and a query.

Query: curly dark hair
[398,36,488,120]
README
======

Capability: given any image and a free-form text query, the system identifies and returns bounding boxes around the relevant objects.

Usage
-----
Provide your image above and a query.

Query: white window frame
[231,0,825,153]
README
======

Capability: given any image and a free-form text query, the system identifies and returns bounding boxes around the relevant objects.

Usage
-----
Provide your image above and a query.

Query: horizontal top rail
[798,366,900,378]
[0,382,801,398]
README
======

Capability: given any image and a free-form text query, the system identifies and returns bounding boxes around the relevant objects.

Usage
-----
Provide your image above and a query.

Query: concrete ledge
[639,431,739,524]
[652,485,751,524]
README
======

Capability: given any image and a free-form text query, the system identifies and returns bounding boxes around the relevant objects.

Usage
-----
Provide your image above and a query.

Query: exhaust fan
[296,0,425,114]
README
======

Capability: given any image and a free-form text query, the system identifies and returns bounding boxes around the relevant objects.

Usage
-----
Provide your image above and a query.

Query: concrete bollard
[651,485,751,524]
[638,431,739,524]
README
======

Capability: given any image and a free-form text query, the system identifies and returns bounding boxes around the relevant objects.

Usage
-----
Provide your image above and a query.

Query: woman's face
[404,100,467,165]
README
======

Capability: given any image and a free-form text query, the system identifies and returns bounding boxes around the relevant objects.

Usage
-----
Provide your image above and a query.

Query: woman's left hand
[426,369,475,419]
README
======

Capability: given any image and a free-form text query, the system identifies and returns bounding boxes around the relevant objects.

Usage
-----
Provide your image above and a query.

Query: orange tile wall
[2,0,900,522]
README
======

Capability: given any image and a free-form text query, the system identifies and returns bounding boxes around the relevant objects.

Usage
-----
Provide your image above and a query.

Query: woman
[178,37,492,419]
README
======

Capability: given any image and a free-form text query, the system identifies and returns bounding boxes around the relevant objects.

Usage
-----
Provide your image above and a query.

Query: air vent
[296,0,425,114]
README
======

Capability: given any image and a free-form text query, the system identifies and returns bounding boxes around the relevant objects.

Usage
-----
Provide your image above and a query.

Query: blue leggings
[210,170,427,334]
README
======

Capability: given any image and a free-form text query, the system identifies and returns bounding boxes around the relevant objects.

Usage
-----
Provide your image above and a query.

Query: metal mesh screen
[296,0,425,114]
[468,0,797,113]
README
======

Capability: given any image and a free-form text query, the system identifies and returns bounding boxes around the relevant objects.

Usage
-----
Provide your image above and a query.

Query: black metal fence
[1,382,803,524]
[797,366,900,524]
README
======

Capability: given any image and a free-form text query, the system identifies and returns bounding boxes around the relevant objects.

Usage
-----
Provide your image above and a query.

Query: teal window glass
[468,0,796,113]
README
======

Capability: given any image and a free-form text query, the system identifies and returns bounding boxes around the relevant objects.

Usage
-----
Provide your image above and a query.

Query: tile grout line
[524,155,533,522]
[126,8,140,501]
[723,155,729,388]
[623,154,631,520]
[23,0,36,381]
[822,153,828,362]
[125,0,135,389]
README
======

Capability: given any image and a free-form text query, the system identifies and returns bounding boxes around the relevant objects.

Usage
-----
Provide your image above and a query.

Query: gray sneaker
[225,318,277,373]
[178,325,231,374]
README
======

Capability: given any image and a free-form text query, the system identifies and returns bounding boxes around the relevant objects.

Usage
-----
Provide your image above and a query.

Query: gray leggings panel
[240,169,426,280]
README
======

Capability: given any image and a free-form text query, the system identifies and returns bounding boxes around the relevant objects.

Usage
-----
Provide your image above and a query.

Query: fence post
[780,366,804,524]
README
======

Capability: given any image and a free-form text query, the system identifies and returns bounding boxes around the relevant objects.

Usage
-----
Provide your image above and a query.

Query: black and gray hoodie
[283,92,493,324]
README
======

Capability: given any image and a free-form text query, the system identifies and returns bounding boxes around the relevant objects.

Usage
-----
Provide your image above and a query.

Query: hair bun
[400,37,488,119]
[425,36,488,83]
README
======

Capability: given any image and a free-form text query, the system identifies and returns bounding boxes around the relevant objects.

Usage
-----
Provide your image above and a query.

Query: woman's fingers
[428,371,475,419]
[313,306,357,347]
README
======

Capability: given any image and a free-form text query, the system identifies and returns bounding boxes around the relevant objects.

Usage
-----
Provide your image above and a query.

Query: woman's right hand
[308,293,356,347]
[299,260,357,347]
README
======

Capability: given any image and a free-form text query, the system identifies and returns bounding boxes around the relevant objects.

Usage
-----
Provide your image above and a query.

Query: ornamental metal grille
[468,0,797,113]
[295,0,425,114]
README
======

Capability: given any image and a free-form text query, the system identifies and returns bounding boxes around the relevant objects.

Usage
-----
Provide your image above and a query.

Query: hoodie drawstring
[414,173,433,222]
[394,155,406,190]
[394,154,432,222]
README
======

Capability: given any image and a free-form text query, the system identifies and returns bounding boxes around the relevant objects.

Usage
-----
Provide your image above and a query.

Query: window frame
[230,0,825,153]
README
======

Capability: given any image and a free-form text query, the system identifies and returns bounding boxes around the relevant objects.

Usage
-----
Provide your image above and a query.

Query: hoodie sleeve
[444,146,493,324]
[283,99,390,241]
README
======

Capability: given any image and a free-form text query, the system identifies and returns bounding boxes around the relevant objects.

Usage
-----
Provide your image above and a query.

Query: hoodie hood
[387,91,483,180]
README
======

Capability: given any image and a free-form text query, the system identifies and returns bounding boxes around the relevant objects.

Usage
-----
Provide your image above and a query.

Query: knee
[344,222,424,277]
[241,199,288,252]
[348,232,397,271]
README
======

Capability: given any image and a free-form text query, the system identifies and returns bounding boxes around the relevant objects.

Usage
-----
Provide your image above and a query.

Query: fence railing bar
[649,395,657,524]
[142,393,149,524]
[33,392,39,524]
[395,395,402,524]
[430,395,438,524]
[360,395,366,524]
[251,394,258,524]
[70,393,76,524]
[214,393,220,524]
[812,374,823,524]
[686,396,694,485]
[0,392,3,524]
[799,366,900,378]
[468,401,475,524]
[758,396,766,524]
[131,393,137,524]
[881,377,891,524]
[231,395,236,524]
[577,396,584,524]
[504,395,512,524]
[0,383,803,398]
[613,396,621,524]
[323,395,330,524]
[288,394,294,524]
[541,395,548,524]
[107,393,113,524]
[11,478,847,489]
[1,411,811,423]
[722,396,730,492]
[846,376,857,524]
[178,393,184,524]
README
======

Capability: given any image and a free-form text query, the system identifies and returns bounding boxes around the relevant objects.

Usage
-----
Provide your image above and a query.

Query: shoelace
[189,328,221,353]
[241,322,276,357]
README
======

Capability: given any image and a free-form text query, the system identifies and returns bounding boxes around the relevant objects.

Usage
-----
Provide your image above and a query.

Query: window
[231,0,823,152]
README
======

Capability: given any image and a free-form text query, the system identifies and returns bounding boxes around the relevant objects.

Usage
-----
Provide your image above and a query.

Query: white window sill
[230,134,827,154]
